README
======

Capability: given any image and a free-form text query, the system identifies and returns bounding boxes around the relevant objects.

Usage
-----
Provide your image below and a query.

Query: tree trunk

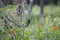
[0,0,4,8]
[40,0,44,15]
[29,0,34,12]
[39,0,44,25]
[13,0,17,5]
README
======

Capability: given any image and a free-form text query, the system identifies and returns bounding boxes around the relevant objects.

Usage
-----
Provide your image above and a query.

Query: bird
[26,20,30,27]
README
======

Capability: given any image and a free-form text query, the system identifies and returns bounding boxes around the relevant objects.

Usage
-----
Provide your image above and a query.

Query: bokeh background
[0,0,60,40]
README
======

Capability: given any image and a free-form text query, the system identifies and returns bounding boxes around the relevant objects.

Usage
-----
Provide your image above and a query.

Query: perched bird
[26,20,30,27]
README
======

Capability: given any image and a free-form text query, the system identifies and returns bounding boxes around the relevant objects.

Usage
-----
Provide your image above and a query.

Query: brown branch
[2,16,19,26]
[5,16,19,26]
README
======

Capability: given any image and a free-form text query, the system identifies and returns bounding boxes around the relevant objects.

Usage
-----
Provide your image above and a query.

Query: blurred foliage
[0,5,60,40]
